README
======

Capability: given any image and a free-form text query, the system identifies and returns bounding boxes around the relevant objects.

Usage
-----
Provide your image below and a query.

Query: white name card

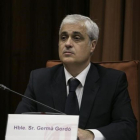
[5,114,79,140]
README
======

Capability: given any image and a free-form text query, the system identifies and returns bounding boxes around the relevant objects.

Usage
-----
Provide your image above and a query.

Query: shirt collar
[64,63,91,87]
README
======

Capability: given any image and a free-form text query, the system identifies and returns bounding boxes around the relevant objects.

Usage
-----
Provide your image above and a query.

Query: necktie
[65,78,80,115]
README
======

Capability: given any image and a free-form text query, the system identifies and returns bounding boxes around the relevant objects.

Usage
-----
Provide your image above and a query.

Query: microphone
[0,84,66,115]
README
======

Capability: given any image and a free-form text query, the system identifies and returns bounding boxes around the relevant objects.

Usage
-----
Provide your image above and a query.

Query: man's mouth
[63,51,74,54]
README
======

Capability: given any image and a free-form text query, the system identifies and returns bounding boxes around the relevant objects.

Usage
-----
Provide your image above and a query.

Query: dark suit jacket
[15,63,137,140]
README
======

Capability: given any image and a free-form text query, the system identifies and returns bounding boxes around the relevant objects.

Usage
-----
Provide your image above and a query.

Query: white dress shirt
[64,63,106,140]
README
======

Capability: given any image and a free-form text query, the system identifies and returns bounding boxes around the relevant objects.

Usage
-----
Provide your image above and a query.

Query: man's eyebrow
[73,32,85,38]
[73,31,81,34]
[60,31,83,36]
[60,31,67,35]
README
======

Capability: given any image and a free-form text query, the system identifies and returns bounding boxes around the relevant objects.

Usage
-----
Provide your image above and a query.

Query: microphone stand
[0,84,66,115]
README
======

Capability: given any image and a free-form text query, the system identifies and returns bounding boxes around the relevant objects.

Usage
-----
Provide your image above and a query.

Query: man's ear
[90,40,97,53]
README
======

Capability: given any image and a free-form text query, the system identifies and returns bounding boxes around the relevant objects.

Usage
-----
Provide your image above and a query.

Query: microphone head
[0,84,9,90]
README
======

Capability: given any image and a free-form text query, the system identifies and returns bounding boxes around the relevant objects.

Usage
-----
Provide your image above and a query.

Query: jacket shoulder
[31,64,64,80]
[92,63,126,75]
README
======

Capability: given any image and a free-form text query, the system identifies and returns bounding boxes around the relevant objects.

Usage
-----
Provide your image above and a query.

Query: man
[16,14,137,140]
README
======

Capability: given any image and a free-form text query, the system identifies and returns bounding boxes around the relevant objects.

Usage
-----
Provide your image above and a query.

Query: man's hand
[78,128,94,140]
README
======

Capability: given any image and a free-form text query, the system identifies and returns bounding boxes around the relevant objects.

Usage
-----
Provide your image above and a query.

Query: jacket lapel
[51,66,67,113]
[79,63,100,129]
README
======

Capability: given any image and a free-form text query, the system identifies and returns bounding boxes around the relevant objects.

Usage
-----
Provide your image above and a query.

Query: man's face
[58,23,96,66]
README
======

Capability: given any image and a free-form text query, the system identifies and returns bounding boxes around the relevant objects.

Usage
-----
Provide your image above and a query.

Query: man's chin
[61,58,75,65]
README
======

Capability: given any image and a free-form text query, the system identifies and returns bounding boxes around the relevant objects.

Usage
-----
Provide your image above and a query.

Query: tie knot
[69,78,80,92]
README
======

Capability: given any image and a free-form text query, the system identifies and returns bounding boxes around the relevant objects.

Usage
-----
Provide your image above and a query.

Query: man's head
[59,14,99,42]
[58,14,99,71]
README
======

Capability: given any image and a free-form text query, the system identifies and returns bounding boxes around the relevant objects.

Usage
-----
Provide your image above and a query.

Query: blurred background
[0,0,140,139]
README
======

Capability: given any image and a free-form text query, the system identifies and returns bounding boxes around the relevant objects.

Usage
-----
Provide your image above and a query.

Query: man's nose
[65,38,72,48]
